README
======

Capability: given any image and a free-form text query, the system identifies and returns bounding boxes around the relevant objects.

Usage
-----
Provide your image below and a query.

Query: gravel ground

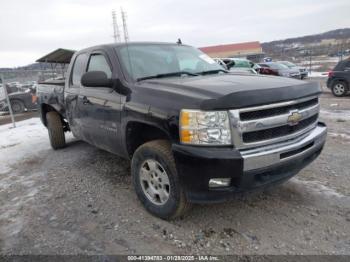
[0,79,349,255]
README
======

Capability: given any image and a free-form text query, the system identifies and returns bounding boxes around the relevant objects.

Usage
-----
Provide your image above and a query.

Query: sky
[0,0,349,67]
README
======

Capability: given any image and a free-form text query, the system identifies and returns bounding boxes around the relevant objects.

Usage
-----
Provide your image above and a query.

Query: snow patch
[290,178,347,199]
[0,118,48,244]
[0,118,49,173]
[308,72,328,78]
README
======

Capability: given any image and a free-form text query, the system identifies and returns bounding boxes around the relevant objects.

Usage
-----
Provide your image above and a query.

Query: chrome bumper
[241,123,327,171]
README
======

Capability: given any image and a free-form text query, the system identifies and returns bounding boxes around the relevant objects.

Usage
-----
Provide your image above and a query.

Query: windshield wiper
[137,71,199,81]
[198,69,228,75]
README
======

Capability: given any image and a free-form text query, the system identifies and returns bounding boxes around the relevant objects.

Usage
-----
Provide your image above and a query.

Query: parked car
[0,88,38,113]
[5,82,21,94]
[38,42,326,219]
[278,61,308,79]
[259,62,301,79]
[327,59,350,97]
[214,58,257,74]
[258,63,279,76]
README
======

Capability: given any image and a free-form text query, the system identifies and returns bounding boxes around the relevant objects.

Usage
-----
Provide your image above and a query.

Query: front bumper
[290,74,301,79]
[173,122,327,203]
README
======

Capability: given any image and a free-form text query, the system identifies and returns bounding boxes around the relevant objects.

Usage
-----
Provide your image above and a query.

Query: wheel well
[10,98,24,102]
[41,104,56,126]
[126,122,170,157]
[9,98,25,106]
[333,79,349,89]
[41,104,69,131]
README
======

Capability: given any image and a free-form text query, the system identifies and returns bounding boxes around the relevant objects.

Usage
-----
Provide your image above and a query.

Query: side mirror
[81,71,112,87]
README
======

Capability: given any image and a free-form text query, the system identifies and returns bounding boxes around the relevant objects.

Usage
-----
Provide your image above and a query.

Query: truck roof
[76,42,191,53]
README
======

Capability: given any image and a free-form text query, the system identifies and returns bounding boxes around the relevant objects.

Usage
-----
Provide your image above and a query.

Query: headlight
[179,109,232,145]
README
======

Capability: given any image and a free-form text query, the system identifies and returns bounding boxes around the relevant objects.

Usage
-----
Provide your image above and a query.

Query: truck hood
[135,73,321,110]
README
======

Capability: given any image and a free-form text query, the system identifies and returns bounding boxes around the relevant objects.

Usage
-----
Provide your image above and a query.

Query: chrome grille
[242,114,318,143]
[240,98,318,121]
[229,96,320,149]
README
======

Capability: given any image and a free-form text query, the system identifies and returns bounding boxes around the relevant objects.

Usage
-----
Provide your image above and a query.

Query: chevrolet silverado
[37,42,327,219]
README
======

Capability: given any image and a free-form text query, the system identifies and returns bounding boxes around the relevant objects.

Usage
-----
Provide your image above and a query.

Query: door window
[87,54,112,78]
[71,54,87,86]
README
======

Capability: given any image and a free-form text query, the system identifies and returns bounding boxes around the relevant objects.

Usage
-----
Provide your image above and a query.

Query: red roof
[199,41,261,54]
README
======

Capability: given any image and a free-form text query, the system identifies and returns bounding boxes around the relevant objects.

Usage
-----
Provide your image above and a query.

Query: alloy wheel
[333,83,345,96]
[139,159,171,205]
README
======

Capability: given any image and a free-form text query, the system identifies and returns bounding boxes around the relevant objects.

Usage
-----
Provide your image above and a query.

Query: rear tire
[131,140,191,220]
[10,99,25,114]
[331,81,348,97]
[46,111,66,149]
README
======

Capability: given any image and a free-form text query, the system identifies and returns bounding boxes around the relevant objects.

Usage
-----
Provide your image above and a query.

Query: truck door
[65,52,88,137]
[78,51,123,154]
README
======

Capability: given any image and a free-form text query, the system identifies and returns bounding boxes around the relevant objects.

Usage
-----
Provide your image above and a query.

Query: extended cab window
[87,54,112,78]
[71,54,87,86]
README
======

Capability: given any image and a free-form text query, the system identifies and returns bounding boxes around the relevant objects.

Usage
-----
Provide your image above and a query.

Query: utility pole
[309,49,312,75]
[112,10,121,43]
[339,39,345,61]
[121,7,129,42]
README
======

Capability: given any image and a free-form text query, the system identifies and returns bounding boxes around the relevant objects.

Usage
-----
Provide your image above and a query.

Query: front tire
[331,81,348,97]
[131,140,191,220]
[46,111,66,149]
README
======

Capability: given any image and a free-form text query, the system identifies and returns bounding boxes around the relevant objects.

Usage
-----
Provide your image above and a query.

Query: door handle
[82,96,91,105]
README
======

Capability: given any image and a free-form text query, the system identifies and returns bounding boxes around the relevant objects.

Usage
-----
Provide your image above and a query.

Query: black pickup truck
[38,42,327,219]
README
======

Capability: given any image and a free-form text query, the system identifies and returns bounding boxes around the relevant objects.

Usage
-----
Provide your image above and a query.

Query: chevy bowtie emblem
[287,111,302,125]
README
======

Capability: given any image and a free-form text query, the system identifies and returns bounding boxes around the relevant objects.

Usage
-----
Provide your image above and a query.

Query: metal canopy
[36,48,76,64]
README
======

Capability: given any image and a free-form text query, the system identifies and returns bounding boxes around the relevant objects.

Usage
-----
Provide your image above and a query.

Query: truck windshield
[117,44,224,81]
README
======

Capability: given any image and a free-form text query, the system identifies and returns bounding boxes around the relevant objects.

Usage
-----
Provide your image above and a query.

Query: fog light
[209,178,231,188]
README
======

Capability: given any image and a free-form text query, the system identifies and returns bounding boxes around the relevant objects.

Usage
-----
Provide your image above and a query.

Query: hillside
[262,28,350,59]
[263,28,350,46]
